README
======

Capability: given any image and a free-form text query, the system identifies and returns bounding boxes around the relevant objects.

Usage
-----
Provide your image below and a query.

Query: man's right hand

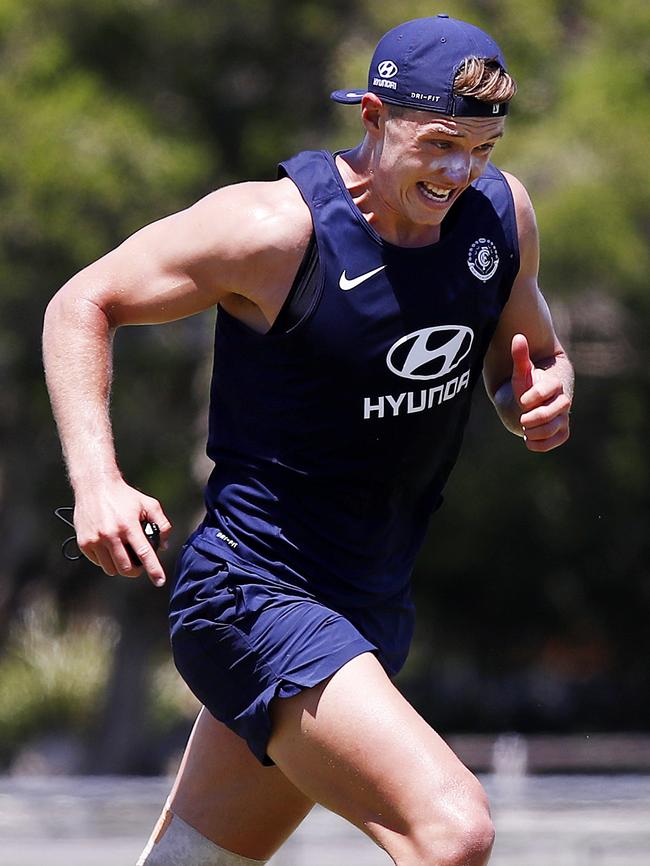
[73,480,172,587]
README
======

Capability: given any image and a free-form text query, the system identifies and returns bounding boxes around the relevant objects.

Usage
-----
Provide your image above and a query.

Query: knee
[440,811,495,866]
[400,786,495,866]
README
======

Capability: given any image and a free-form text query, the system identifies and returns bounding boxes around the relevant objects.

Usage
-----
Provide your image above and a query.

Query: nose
[442,151,472,187]
[436,150,472,186]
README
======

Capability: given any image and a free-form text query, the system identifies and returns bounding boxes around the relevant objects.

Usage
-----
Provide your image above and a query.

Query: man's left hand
[511,333,572,452]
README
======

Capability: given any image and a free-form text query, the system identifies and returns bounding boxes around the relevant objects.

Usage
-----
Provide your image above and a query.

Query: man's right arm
[43,178,311,585]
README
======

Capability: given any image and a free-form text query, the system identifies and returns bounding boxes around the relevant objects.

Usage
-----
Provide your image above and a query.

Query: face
[366,104,506,240]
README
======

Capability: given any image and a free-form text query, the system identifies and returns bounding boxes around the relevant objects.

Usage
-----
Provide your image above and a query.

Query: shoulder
[498,171,540,278]
[176,176,313,306]
[501,171,538,245]
[187,176,313,263]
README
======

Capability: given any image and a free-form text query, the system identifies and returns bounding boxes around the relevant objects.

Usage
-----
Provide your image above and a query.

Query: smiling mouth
[417,181,455,203]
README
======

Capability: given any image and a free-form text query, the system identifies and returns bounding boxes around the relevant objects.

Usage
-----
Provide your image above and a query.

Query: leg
[141,706,313,862]
[268,652,495,866]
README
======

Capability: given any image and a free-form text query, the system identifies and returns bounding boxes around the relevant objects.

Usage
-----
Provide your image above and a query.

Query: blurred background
[1,0,649,792]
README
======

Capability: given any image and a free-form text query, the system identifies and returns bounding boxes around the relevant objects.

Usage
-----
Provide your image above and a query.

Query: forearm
[42,285,122,495]
[491,348,574,437]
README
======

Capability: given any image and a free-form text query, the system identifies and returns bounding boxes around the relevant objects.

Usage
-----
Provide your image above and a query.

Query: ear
[360,93,387,135]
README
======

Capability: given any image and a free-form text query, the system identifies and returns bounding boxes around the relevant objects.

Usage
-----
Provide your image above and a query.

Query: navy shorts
[169,525,414,764]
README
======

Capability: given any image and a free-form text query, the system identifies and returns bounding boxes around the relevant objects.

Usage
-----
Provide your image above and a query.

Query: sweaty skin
[340,97,506,246]
[43,92,573,866]
[43,100,572,583]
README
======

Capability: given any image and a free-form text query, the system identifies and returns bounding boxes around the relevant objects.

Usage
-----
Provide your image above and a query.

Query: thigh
[168,707,314,860]
[268,652,490,863]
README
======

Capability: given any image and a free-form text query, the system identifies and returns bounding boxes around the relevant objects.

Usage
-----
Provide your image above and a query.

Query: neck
[335,141,442,247]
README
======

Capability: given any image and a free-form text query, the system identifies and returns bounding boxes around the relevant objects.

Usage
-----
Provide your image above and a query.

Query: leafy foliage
[1,0,649,769]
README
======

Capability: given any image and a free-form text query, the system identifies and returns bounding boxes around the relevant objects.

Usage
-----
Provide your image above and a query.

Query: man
[43,14,573,866]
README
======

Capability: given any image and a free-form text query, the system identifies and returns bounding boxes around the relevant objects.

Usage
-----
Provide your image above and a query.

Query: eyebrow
[423,124,504,141]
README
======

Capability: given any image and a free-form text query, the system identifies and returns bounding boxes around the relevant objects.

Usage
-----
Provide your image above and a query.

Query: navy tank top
[202,150,519,607]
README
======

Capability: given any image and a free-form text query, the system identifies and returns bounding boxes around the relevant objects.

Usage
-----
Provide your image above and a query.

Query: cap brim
[330,89,365,104]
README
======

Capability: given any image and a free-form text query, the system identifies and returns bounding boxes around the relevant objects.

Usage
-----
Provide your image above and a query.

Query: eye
[424,139,452,150]
[475,142,496,154]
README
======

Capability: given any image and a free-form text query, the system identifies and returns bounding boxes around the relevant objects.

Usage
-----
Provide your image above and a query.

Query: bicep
[61,200,231,328]
[483,173,562,396]
[55,179,309,328]
[483,276,561,395]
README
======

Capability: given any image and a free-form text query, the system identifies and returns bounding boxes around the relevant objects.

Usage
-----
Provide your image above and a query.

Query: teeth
[419,182,453,201]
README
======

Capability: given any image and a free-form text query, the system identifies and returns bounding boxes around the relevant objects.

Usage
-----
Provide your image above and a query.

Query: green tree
[0,0,359,771]
[2,0,649,769]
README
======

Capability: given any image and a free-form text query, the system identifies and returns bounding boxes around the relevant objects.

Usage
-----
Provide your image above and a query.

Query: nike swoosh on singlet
[339,265,387,291]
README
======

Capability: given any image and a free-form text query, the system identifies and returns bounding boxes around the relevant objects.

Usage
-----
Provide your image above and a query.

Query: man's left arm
[483,172,574,452]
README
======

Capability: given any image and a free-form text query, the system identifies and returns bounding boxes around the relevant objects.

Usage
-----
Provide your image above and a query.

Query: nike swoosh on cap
[339,265,387,291]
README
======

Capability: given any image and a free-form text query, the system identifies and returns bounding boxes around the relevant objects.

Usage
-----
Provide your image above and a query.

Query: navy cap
[331,14,510,117]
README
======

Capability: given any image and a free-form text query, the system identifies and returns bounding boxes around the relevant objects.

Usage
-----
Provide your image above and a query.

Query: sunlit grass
[0,594,200,769]
[0,596,117,761]
[149,653,200,732]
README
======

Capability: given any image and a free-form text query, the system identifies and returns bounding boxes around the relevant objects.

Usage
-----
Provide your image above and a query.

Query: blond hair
[453,56,517,104]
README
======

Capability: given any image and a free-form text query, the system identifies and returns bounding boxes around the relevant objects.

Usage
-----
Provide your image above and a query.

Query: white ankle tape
[136,811,268,866]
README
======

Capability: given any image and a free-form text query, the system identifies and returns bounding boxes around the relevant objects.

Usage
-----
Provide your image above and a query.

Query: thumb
[511,333,533,404]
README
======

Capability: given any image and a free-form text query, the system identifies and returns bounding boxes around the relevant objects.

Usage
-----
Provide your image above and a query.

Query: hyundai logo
[386,326,474,381]
[377,60,398,79]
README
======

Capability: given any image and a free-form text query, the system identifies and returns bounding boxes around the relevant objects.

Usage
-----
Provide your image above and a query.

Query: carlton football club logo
[467,238,499,282]
[386,325,474,381]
